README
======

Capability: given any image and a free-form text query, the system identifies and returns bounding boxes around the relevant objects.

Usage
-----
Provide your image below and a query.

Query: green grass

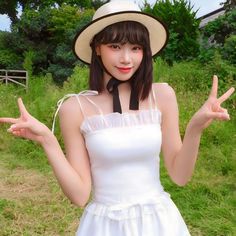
[0,61,235,235]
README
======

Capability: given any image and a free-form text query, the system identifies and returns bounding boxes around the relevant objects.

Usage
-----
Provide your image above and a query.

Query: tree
[201,8,236,45]
[221,0,236,12]
[0,1,110,82]
[1,4,94,81]
[0,31,22,69]
[221,35,236,64]
[0,0,107,25]
[0,0,19,24]
[143,0,200,64]
[198,3,236,65]
[48,5,94,83]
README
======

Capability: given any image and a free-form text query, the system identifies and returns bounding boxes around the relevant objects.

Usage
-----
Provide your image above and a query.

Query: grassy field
[0,60,235,235]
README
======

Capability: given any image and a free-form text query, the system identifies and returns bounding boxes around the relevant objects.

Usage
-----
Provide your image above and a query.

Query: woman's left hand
[0,98,52,144]
[190,75,235,132]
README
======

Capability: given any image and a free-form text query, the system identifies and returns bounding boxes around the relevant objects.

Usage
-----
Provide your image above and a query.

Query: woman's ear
[96,46,101,56]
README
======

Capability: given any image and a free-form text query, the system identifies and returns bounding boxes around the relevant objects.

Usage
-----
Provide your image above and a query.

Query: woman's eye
[109,44,120,49]
[132,46,142,51]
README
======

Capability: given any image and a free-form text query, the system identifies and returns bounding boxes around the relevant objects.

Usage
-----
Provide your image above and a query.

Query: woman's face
[96,42,143,81]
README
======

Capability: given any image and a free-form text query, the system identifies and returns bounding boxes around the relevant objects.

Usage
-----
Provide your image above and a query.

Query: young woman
[0,1,234,235]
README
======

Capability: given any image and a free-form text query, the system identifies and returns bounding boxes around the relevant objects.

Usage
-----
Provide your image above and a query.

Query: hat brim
[73,11,169,64]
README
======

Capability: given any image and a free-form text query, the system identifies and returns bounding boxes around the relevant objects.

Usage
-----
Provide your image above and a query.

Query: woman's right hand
[0,97,52,144]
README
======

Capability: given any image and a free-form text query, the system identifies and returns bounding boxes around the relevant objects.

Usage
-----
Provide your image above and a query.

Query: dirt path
[0,156,79,235]
[0,159,51,201]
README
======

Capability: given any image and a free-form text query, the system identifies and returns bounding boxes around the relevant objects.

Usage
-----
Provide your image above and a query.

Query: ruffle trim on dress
[51,90,162,135]
[80,109,162,135]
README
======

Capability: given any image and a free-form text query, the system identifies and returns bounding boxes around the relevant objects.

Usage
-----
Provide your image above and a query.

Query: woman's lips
[116,67,132,73]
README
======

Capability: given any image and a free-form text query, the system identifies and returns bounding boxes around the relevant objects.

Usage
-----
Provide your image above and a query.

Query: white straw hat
[73,0,169,64]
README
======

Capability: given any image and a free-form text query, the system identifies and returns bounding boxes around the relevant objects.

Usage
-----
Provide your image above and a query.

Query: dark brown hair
[89,21,153,100]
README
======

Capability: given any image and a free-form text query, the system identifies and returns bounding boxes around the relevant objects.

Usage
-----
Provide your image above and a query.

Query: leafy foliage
[197,37,217,64]
[221,0,236,12]
[143,0,200,64]
[0,1,104,79]
[0,48,20,69]
[221,34,236,65]
[48,6,94,83]
[0,5,94,82]
[0,31,22,69]
[154,55,236,99]
[204,51,236,95]
[0,0,107,24]
[201,8,236,45]
[199,6,236,65]
[23,50,35,77]
[0,0,18,24]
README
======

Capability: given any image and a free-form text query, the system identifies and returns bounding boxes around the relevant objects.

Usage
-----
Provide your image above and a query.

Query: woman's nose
[120,49,131,64]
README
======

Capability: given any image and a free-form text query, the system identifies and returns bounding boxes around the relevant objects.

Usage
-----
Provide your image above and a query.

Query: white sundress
[52,87,191,236]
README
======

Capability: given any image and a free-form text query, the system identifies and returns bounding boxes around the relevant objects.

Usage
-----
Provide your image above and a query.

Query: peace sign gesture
[190,75,235,131]
[0,98,51,144]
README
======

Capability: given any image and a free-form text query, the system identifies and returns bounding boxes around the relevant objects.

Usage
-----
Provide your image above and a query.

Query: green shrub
[153,56,235,111]
[47,64,74,85]
[197,37,217,64]
[153,58,209,92]
[63,65,89,93]
[202,8,236,45]
[221,34,236,65]
[48,7,93,83]
[205,51,236,95]
[0,32,22,69]
[23,50,35,77]
[0,49,21,69]
[144,0,200,64]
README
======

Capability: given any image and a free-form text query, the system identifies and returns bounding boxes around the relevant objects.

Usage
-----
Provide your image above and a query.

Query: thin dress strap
[152,85,158,110]
[148,91,154,110]
[150,82,168,111]
[148,85,158,111]
[78,92,103,116]
[147,85,156,121]
[51,90,98,133]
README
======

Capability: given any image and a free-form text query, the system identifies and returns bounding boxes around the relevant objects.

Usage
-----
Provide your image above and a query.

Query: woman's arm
[155,76,234,186]
[57,96,92,206]
[0,97,91,207]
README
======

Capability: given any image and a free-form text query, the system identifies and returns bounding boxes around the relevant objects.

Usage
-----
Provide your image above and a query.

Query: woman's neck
[103,73,131,94]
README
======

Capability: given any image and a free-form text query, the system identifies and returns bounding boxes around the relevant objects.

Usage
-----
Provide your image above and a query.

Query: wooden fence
[0,70,28,90]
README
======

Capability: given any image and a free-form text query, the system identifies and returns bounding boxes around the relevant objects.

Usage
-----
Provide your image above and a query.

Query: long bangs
[96,21,150,48]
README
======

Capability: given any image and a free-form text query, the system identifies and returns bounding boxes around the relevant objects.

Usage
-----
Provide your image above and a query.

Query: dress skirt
[76,192,190,236]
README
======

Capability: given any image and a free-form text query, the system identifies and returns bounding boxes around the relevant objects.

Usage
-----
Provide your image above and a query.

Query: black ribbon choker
[106,77,139,114]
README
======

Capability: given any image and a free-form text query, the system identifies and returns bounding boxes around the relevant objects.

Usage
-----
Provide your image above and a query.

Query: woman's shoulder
[152,82,176,97]
[58,95,83,125]
[58,90,98,113]
[59,96,82,120]
[59,90,102,121]
[59,96,79,112]
[152,82,177,111]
